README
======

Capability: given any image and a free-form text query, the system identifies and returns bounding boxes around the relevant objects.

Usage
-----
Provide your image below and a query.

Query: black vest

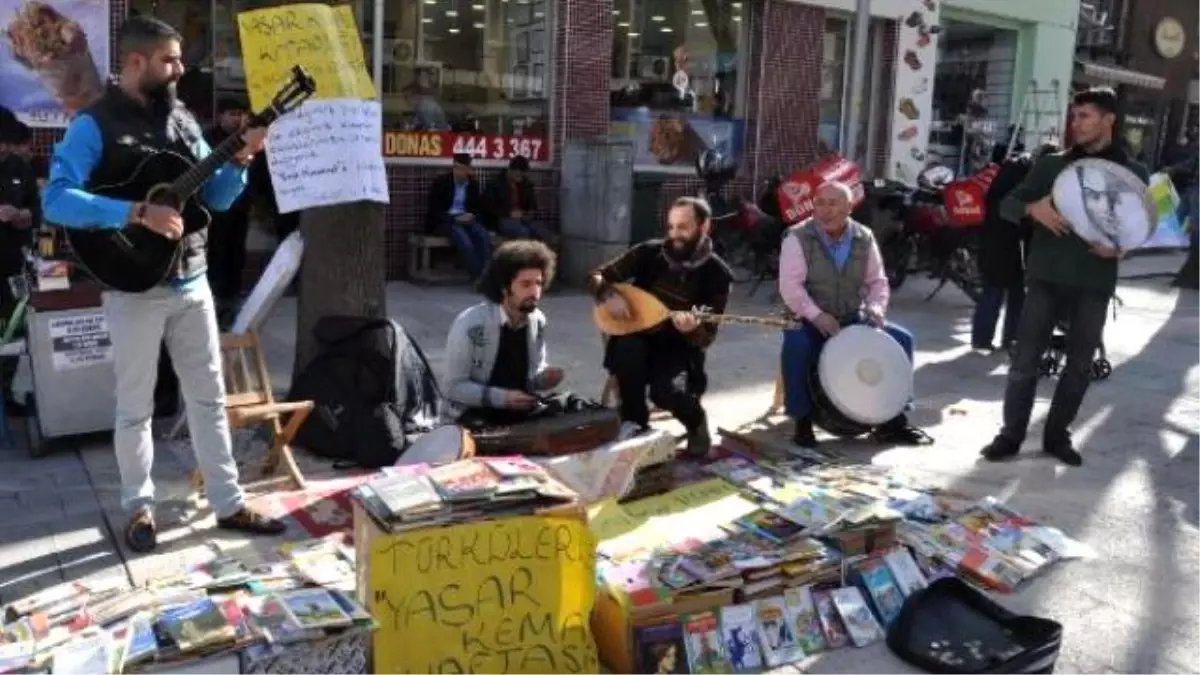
[81,85,208,282]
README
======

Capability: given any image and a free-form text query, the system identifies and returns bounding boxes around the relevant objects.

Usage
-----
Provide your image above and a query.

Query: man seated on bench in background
[425,153,490,281]
[441,240,565,430]
[483,155,551,242]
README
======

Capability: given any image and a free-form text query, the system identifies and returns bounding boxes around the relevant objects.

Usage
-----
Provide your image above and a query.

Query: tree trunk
[293,201,387,376]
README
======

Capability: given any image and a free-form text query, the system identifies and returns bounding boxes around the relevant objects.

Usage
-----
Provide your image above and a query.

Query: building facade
[1074,0,1198,167]
[20,0,1078,281]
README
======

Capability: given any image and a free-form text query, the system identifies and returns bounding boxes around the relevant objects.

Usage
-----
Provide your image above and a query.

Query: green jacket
[1000,145,1148,295]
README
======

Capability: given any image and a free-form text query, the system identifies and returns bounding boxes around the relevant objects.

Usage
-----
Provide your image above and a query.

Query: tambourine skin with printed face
[1050,158,1157,250]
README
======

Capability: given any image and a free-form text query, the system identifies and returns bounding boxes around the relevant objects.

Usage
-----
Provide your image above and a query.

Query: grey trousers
[103,277,244,518]
[1001,280,1110,445]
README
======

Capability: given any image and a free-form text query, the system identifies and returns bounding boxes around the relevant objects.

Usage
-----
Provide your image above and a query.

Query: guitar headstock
[249,66,317,128]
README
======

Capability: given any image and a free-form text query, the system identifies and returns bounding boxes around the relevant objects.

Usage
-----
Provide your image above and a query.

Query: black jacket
[979,154,1033,287]
[482,170,538,227]
[0,154,39,274]
[424,173,484,233]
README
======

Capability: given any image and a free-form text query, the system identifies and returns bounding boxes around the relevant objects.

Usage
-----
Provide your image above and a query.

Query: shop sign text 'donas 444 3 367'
[383,131,549,162]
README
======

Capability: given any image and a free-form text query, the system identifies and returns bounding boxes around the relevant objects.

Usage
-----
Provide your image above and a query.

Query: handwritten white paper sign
[266,98,389,213]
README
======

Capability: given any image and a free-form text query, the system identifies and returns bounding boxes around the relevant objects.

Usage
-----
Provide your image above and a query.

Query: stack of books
[353,456,579,531]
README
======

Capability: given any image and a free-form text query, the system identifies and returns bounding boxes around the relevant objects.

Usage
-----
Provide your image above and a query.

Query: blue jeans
[496,218,550,241]
[780,320,914,419]
[972,283,1025,348]
[442,216,492,279]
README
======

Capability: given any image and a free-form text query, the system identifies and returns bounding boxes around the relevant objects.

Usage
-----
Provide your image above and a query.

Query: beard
[141,78,178,117]
[516,298,538,314]
[665,234,701,262]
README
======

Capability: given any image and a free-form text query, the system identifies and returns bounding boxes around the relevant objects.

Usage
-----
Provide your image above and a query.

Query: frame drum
[809,325,913,437]
[1051,158,1156,250]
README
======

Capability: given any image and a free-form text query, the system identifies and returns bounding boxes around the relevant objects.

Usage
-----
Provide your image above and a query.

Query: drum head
[817,325,913,426]
[1051,158,1156,250]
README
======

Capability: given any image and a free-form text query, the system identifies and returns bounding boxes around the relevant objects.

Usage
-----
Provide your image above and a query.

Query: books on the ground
[427,460,501,501]
[328,591,373,625]
[854,558,905,626]
[754,595,804,667]
[719,603,763,673]
[884,547,928,597]
[680,610,733,674]
[47,628,110,675]
[156,598,237,654]
[481,456,545,479]
[278,589,352,630]
[632,622,688,674]
[121,611,159,669]
[367,474,444,519]
[783,585,827,655]
[811,589,849,649]
[734,509,806,544]
[830,586,885,647]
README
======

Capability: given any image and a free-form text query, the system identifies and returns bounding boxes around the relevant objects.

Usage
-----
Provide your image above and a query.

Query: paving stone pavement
[0,252,1195,673]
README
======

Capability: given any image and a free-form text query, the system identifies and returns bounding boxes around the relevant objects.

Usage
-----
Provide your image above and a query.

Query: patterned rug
[247,474,373,540]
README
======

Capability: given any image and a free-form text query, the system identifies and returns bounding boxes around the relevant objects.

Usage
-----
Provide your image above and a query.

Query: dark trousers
[440,216,492,279]
[780,320,914,419]
[1001,281,1109,445]
[206,204,251,302]
[972,282,1026,348]
[606,332,707,431]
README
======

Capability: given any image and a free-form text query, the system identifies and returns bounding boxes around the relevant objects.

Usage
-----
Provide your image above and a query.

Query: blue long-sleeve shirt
[42,113,248,287]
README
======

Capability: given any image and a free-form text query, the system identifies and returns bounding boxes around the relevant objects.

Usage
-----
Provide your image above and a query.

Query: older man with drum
[778,181,927,448]
[980,87,1149,467]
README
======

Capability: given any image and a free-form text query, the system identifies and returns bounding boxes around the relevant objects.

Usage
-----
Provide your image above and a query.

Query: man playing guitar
[42,16,285,552]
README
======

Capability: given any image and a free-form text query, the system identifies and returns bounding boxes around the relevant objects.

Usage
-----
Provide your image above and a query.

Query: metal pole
[843,0,871,162]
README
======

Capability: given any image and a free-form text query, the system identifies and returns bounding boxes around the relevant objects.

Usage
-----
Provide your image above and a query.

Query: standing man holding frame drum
[981,87,1149,466]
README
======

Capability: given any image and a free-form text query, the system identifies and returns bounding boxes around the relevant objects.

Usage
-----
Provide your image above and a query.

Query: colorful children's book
[830,587,886,647]
[279,589,353,630]
[427,460,501,501]
[633,622,688,674]
[754,595,805,667]
[811,589,850,649]
[855,558,905,626]
[884,547,928,597]
[735,508,806,543]
[157,598,237,653]
[782,585,827,655]
[681,610,734,674]
[121,611,159,668]
[719,603,763,673]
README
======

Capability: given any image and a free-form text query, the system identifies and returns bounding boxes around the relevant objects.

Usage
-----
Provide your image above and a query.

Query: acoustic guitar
[66,66,316,293]
[592,283,799,336]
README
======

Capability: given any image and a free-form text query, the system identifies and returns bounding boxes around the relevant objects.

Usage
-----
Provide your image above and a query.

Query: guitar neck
[169,130,247,199]
[685,311,797,330]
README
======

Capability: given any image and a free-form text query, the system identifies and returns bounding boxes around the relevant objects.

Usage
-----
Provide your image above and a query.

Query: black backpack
[288,316,441,469]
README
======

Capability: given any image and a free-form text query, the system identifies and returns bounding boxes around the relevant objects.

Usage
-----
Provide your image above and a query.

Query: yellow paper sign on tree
[369,516,600,674]
[237,2,376,111]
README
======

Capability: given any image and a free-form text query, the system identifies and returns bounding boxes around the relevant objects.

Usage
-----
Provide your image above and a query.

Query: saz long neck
[170,132,247,198]
[689,312,798,330]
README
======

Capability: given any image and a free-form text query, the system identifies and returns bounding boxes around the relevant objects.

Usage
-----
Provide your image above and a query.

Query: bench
[187,331,313,494]
[407,231,561,283]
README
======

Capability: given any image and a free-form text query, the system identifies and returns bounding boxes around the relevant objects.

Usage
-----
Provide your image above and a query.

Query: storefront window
[819,18,847,155]
[610,0,746,171]
[379,0,551,163]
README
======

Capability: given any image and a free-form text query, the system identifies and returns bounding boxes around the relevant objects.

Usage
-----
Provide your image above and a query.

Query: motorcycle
[695,150,787,295]
[863,165,983,304]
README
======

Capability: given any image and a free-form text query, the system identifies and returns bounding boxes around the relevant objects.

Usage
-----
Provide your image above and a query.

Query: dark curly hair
[476,240,557,303]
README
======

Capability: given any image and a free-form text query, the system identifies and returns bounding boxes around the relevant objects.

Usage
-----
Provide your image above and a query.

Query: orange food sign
[382,132,549,162]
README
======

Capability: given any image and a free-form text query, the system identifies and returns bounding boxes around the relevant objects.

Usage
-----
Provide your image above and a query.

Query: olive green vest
[793,220,873,318]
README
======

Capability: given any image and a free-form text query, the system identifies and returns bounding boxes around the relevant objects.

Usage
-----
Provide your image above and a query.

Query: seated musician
[779,181,926,448]
[441,240,565,429]
[589,196,734,458]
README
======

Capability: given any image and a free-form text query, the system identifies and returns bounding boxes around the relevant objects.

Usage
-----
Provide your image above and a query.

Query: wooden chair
[189,331,313,493]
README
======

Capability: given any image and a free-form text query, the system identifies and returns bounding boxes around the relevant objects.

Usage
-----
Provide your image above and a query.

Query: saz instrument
[66,66,316,293]
[593,283,799,336]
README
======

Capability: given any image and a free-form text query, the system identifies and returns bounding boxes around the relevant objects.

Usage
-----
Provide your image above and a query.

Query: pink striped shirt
[778,221,890,321]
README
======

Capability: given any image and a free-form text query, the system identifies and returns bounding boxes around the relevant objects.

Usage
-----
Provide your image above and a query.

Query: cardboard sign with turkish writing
[383,131,550,162]
[369,516,599,673]
[942,163,1000,227]
[776,155,865,225]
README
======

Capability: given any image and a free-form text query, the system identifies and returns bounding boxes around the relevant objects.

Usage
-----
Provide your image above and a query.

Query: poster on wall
[886,0,940,186]
[0,0,110,128]
[48,312,112,371]
[609,110,744,171]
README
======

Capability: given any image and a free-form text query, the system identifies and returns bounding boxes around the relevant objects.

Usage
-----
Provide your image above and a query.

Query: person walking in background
[0,113,39,415]
[1167,139,1198,289]
[971,140,1060,351]
[204,98,253,325]
[425,153,490,280]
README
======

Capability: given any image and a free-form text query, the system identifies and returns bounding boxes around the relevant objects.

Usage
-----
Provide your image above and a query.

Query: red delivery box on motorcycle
[942,162,1000,227]
[776,155,865,225]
